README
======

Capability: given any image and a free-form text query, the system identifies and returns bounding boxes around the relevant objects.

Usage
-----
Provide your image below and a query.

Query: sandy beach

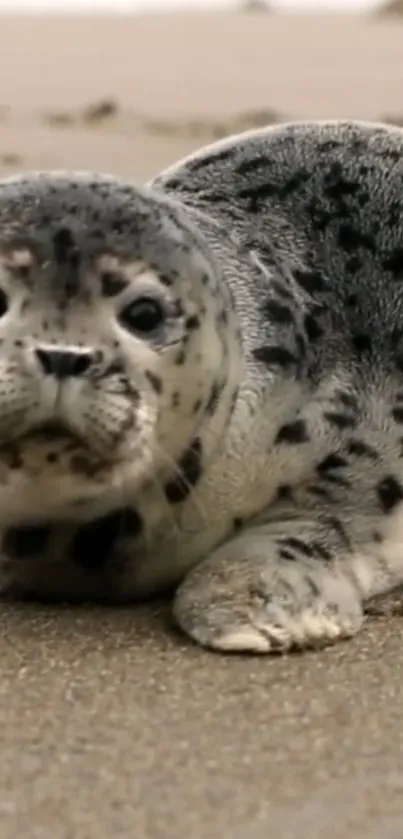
[0,12,400,180]
[1,11,403,838]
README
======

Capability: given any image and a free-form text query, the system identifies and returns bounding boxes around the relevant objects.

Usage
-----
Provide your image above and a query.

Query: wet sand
[1,11,403,838]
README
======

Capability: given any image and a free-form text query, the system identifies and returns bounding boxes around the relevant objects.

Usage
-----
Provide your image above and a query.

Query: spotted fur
[2,122,403,654]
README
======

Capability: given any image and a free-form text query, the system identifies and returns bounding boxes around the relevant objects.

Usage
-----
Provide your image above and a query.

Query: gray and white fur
[0,119,403,653]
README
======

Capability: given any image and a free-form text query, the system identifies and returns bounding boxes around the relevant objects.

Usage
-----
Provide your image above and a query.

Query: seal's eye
[120,297,165,336]
[0,289,8,318]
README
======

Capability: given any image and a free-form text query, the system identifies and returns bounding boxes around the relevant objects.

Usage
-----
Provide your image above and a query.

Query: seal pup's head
[0,172,240,525]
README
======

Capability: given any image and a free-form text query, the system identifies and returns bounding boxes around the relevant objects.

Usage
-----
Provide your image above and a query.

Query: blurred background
[0,0,400,182]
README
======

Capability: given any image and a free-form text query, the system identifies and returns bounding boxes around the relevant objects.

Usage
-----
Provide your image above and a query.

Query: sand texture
[1,12,403,839]
[0,13,400,180]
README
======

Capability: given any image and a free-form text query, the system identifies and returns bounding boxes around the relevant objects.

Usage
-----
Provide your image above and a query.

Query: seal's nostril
[69,353,92,377]
[35,347,93,379]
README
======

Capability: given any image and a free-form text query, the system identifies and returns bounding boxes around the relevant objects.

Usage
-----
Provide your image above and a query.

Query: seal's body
[1,120,403,652]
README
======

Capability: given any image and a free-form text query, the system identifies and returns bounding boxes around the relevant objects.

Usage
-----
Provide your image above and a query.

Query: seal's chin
[0,414,156,528]
[0,394,158,526]
[0,449,120,527]
[0,416,115,521]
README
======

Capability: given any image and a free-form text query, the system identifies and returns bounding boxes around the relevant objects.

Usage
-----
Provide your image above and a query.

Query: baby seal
[1,119,403,654]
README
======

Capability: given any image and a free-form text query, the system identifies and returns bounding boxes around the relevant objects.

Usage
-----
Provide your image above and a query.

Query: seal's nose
[35,347,93,379]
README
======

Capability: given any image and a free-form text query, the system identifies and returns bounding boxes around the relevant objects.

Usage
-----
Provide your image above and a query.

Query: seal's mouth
[31,420,75,442]
[0,419,79,453]
[11,419,86,453]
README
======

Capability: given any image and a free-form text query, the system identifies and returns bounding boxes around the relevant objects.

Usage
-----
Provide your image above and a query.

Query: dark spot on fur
[164,438,203,503]
[352,333,372,354]
[69,455,103,479]
[185,315,200,330]
[377,475,403,513]
[324,412,356,429]
[277,483,292,499]
[320,473,350,488]
[3,524,51,559]
[192,398,202,414]
[372,530,383,543]
[233,517,244,531]
[14,263,31,281]
[271,281,294,301]
[317,453,348,473]
[336,390,358,410]
[104,359,124,376]
[253,346,297,367]
[237,182,279,211]
[311,542,332,560]
[319,139,341,152]
[236,155,271,177]
[382,247,403,279]
[392,407,403,424]
[324,167,360,200]
[304,312,323,342]
[308,485,333,501]
[324,515,351,549]
[275,420,309,444]
[145,370,162,394]
[295,333,306,358]
[101,272,128,297]
[264,300,294,324]
[306,199,333,232]
[188,147,233,173]
[71,508,143,569]
[205,381,222,415]
[280,170,311,196]
[279,537,314,557]
[278,548,296,561]
[337,225,376,253]
[347,439,379,459]
[173,299,184,319]
[52,229,77,265]
[175,350,186,365]
[46,452,58,463]
[52,227,80,299]
[391,328,403,349]
[293,269,325,294]
[346,256,362,274]
[229,387,238,416]
[4,446,23,469]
